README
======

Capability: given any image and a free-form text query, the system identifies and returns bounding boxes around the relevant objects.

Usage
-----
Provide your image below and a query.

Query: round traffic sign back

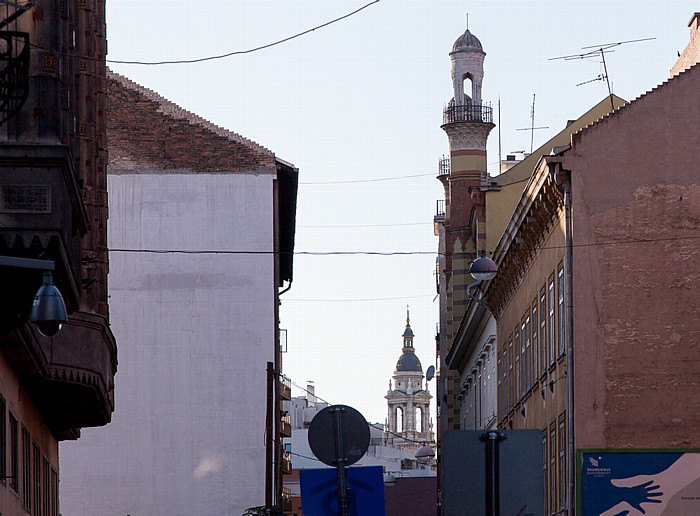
[307,404,370,467]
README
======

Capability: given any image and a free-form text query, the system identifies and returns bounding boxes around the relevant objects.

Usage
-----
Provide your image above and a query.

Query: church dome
[396,351,422,373]
[452,29,483,53]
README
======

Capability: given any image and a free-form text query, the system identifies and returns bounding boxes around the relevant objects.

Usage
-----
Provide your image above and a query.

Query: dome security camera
[30,272,67,337]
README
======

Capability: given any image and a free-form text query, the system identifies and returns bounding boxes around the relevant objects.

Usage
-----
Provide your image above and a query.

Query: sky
[106,1,698,425]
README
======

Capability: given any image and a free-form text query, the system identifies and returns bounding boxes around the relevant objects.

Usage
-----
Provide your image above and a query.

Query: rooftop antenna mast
[516,94,548,154]
[549,37,656,112]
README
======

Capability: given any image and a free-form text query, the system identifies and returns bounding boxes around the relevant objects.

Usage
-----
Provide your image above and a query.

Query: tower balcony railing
[435,200,446,219]
[438,157,450,176]
[443,102,493,125]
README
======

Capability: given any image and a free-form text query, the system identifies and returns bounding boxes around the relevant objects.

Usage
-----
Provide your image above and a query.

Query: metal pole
[331,406,349,516]
[480,431,505,516]
[265,362,274,509]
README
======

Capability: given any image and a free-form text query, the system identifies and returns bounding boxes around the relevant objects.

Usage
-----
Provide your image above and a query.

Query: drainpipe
[547,153,574,515]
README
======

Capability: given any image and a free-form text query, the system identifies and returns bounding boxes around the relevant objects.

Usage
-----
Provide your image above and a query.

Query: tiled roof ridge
[572,62,700,139]
[106,69,274,158]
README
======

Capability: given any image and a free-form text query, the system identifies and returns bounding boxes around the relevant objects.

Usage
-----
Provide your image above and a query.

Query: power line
[108,248,437,256]
[284,295,434,302]
[300,173,433,185]
[280,372,434,446]
[108,233,700,259]
[299,222,432,228]
[106,1,381,66]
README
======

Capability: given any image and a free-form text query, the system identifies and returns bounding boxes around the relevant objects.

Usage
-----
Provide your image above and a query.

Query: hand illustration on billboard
[597,479,662,516]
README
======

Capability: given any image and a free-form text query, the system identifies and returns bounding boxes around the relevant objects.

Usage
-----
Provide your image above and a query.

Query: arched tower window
[416,407,423,433]
[396,407,404,433]
[462,75,473,103]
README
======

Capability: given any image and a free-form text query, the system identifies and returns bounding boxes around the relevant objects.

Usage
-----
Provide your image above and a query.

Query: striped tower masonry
[438,27,494,432]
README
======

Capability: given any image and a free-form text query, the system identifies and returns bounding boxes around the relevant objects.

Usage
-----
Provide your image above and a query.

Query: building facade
[0,1,116,514]
[456,17,700,516]
[59,72,298,515]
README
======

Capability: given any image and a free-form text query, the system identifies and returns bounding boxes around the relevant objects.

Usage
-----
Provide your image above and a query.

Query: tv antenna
[549,37,655,111]
[516,94,548,154]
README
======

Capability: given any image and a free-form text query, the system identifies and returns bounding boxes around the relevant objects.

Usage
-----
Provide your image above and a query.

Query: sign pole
[331,406,350,516]
[480,431,506,516]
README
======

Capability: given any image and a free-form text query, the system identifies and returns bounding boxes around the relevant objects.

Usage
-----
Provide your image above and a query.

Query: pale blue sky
[106,1,698,424]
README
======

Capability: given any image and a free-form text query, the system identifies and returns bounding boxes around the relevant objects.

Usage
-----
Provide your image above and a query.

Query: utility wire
[108,233,700,259]
[300,173,433,185]
[280,371,435,446]
[106,1,380,66]
[299,222,432,228]
[284,295,434,302]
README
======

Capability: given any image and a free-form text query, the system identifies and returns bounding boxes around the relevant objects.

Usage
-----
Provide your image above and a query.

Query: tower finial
[406,305,410,325]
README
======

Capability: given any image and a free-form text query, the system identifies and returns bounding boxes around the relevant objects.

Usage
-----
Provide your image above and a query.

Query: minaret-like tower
[436,27,495,432]
[385,309,434,451]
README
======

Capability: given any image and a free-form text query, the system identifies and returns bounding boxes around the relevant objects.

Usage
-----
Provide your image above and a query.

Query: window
[34,444,41,516]
[548,276,555,367]
[22,427,30,510]
[514,329,520,403]
[549,423,557,514]
[50,467,58,516]
[497,352,503,421]
[542,430,548,515]
[508,337,514,411]
[9,413,18,492]
[558,265,565,357]
[416,407,423,433]
[43,456,50,516]
[559,415,566,509]
[540,289,547,376]
[523,316,531,394]
[0,396,5,484]
[532,301,538,385]
[395,407,403,433]
[501,349,507,420]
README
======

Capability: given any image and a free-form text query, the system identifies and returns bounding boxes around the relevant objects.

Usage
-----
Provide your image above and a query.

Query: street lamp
[0,256,68,336]
[469,257,498,281]
[467,257,498,310]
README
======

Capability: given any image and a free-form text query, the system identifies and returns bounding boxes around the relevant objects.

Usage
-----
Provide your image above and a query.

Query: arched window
[416,407,423,433]
[396,407,404,433]
[462,75,473,103]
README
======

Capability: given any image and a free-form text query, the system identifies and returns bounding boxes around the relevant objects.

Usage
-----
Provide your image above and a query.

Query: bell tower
[436,26,495,432]
[385,309,434,451]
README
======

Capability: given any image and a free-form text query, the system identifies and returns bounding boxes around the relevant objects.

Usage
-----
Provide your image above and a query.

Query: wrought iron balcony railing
[435,200,445,219]
[438,157,450,176]
[443,103,493,125]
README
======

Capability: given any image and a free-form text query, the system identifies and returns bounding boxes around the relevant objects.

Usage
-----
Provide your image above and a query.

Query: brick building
[0,0,116,514]
[438,15,700,516]
[59,72,298,515]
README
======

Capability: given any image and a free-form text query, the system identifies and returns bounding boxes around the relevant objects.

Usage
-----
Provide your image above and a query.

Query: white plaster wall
[459,315,497,430]
[60,171,276,516]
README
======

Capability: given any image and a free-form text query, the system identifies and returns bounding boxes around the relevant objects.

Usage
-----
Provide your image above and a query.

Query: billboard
[579,450,700,515]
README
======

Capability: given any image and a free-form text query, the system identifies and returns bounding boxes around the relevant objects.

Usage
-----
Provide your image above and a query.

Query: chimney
[670,12,700,77]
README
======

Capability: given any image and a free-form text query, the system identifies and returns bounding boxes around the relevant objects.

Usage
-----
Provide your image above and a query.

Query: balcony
[280,411,292,438]
[443,103,493,125]
[0,310,117,440]
[281,450,292,475]
[280,375,291,401]
[438,157,450,177]
[281,487,293,512]
[435,200,446,222]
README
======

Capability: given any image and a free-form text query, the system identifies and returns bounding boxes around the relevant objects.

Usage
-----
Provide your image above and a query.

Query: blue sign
[300,466,386,516]
[579,450,700,515]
